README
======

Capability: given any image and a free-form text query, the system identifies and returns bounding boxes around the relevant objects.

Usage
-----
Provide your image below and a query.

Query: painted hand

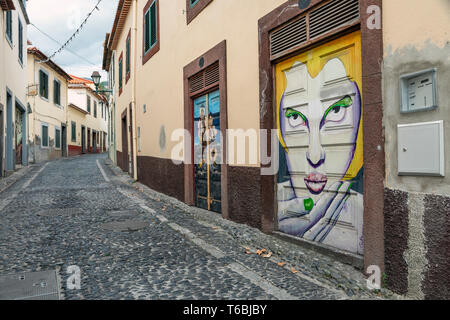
[278,181,352,240]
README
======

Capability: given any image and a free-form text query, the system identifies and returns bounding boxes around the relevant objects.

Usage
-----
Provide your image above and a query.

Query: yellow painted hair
[275,31,363,180]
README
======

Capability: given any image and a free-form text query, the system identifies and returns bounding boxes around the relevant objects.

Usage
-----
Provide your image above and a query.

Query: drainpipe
[32,58,37,164]
[131,0,138,180]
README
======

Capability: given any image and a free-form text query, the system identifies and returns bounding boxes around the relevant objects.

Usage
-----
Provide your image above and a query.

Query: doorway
[81,126,86,154]
[93,130,97,153]
[87,128,91,153]
[121,114,128,173]
[14,101,27,167]
[193,90,221,213]
[275,31,363,254]
[0,104,3,176]
[61,123,67,157]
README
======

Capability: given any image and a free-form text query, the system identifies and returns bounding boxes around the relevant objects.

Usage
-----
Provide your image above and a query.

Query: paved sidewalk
[0,154,400,300]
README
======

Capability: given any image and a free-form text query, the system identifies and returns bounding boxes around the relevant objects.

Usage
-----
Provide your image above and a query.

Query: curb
[0,165,34,194]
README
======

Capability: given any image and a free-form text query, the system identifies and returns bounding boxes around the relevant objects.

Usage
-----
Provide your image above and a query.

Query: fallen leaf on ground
[162,207,167,211]
[277,262,286,267]
[262,252,273,258]
[212,227,219,230]
[291,267,298,274]
[256,249,267,256]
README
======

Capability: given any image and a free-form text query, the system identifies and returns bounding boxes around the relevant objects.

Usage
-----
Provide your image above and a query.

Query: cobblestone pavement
[0,154,400,300]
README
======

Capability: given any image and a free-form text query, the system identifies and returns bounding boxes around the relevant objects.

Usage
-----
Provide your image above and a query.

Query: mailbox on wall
[400,68,437,113]
[398,121,445,176]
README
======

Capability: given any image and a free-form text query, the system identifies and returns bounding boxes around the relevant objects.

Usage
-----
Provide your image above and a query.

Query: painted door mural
[193,90,222,213]
[15,108,23,165]
[276,31,364,254]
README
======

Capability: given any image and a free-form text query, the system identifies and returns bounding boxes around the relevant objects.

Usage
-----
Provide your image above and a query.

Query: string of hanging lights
[38,0,103,64]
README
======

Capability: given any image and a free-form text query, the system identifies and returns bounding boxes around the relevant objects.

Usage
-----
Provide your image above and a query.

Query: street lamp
[91,71,112,93]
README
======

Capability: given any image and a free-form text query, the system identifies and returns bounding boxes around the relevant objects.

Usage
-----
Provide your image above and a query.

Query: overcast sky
[27,0,119,80]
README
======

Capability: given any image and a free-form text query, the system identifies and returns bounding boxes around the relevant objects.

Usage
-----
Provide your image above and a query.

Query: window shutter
[39,71,44,96]
[150,2,157,47]
[55,129,61,148]
[144,11,150,52]
[18,20,23,62]
[42,125,48,147]
[126,39,130,73]
[54,80,57,104]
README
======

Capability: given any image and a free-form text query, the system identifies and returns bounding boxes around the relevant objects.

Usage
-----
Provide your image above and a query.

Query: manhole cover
[37,208,83,217]
[109,210,139,217]
[99,220,150,232]
[0,270,59,300]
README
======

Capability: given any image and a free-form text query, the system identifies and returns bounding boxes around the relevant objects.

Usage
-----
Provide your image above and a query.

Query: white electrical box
[398,121,445,176]
[400,69,437,113]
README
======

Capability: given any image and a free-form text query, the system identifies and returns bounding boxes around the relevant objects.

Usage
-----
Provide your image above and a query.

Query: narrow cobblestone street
[0,154,396,300]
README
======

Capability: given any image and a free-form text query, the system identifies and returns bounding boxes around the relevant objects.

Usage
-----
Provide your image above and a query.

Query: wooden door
[193,90,221,213]
[275,31,364,254]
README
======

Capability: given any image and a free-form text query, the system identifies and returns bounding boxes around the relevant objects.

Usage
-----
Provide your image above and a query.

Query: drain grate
[99,220,150,232]
[37,208,84,217]
[108,210,139,218]
[0,270,59,300]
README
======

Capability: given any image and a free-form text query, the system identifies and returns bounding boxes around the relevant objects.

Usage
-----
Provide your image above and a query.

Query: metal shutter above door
[189,62,220,95]
[270,17,307,56]
[309,0,359,39]
[269,0,360,58]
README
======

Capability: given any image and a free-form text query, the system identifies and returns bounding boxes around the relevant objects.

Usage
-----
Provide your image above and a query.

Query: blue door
[193,90,221,213]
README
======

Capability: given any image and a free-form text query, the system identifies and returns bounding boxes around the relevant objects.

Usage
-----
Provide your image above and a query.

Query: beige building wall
[383,0,450,195]
[133,0,285,166]
[112,2,135,156]
[27,52,69,163]
[0,2,28,172]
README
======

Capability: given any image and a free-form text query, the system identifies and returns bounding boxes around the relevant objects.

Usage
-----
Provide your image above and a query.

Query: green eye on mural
[323,95,353,120]
[285,108,308,127]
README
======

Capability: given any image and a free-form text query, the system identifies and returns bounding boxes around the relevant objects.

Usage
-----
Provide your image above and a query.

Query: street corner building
[100,0,449,299]
[25,50,109,163]
[67,75,109,157]
[0,0,29,174]
[27,47,72,162]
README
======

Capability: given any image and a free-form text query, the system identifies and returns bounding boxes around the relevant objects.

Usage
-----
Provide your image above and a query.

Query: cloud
[27,0,119,79]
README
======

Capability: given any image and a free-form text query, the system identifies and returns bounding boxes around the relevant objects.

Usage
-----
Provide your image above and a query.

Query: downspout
[32,58,37,164]
[131,0,138,180]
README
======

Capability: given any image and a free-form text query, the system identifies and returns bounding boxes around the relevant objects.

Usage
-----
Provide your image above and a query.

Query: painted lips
[304,172,328,195]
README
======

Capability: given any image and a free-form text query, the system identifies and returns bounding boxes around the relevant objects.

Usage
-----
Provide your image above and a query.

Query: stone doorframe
[183,40,229,220]
[258,0,384,271]
[15,98,28,167]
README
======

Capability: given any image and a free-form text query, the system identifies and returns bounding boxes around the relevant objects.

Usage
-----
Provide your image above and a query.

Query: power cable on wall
[37,0,103,64]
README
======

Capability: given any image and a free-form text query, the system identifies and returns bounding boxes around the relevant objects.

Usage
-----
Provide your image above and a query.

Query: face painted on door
[279,58,361,196]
